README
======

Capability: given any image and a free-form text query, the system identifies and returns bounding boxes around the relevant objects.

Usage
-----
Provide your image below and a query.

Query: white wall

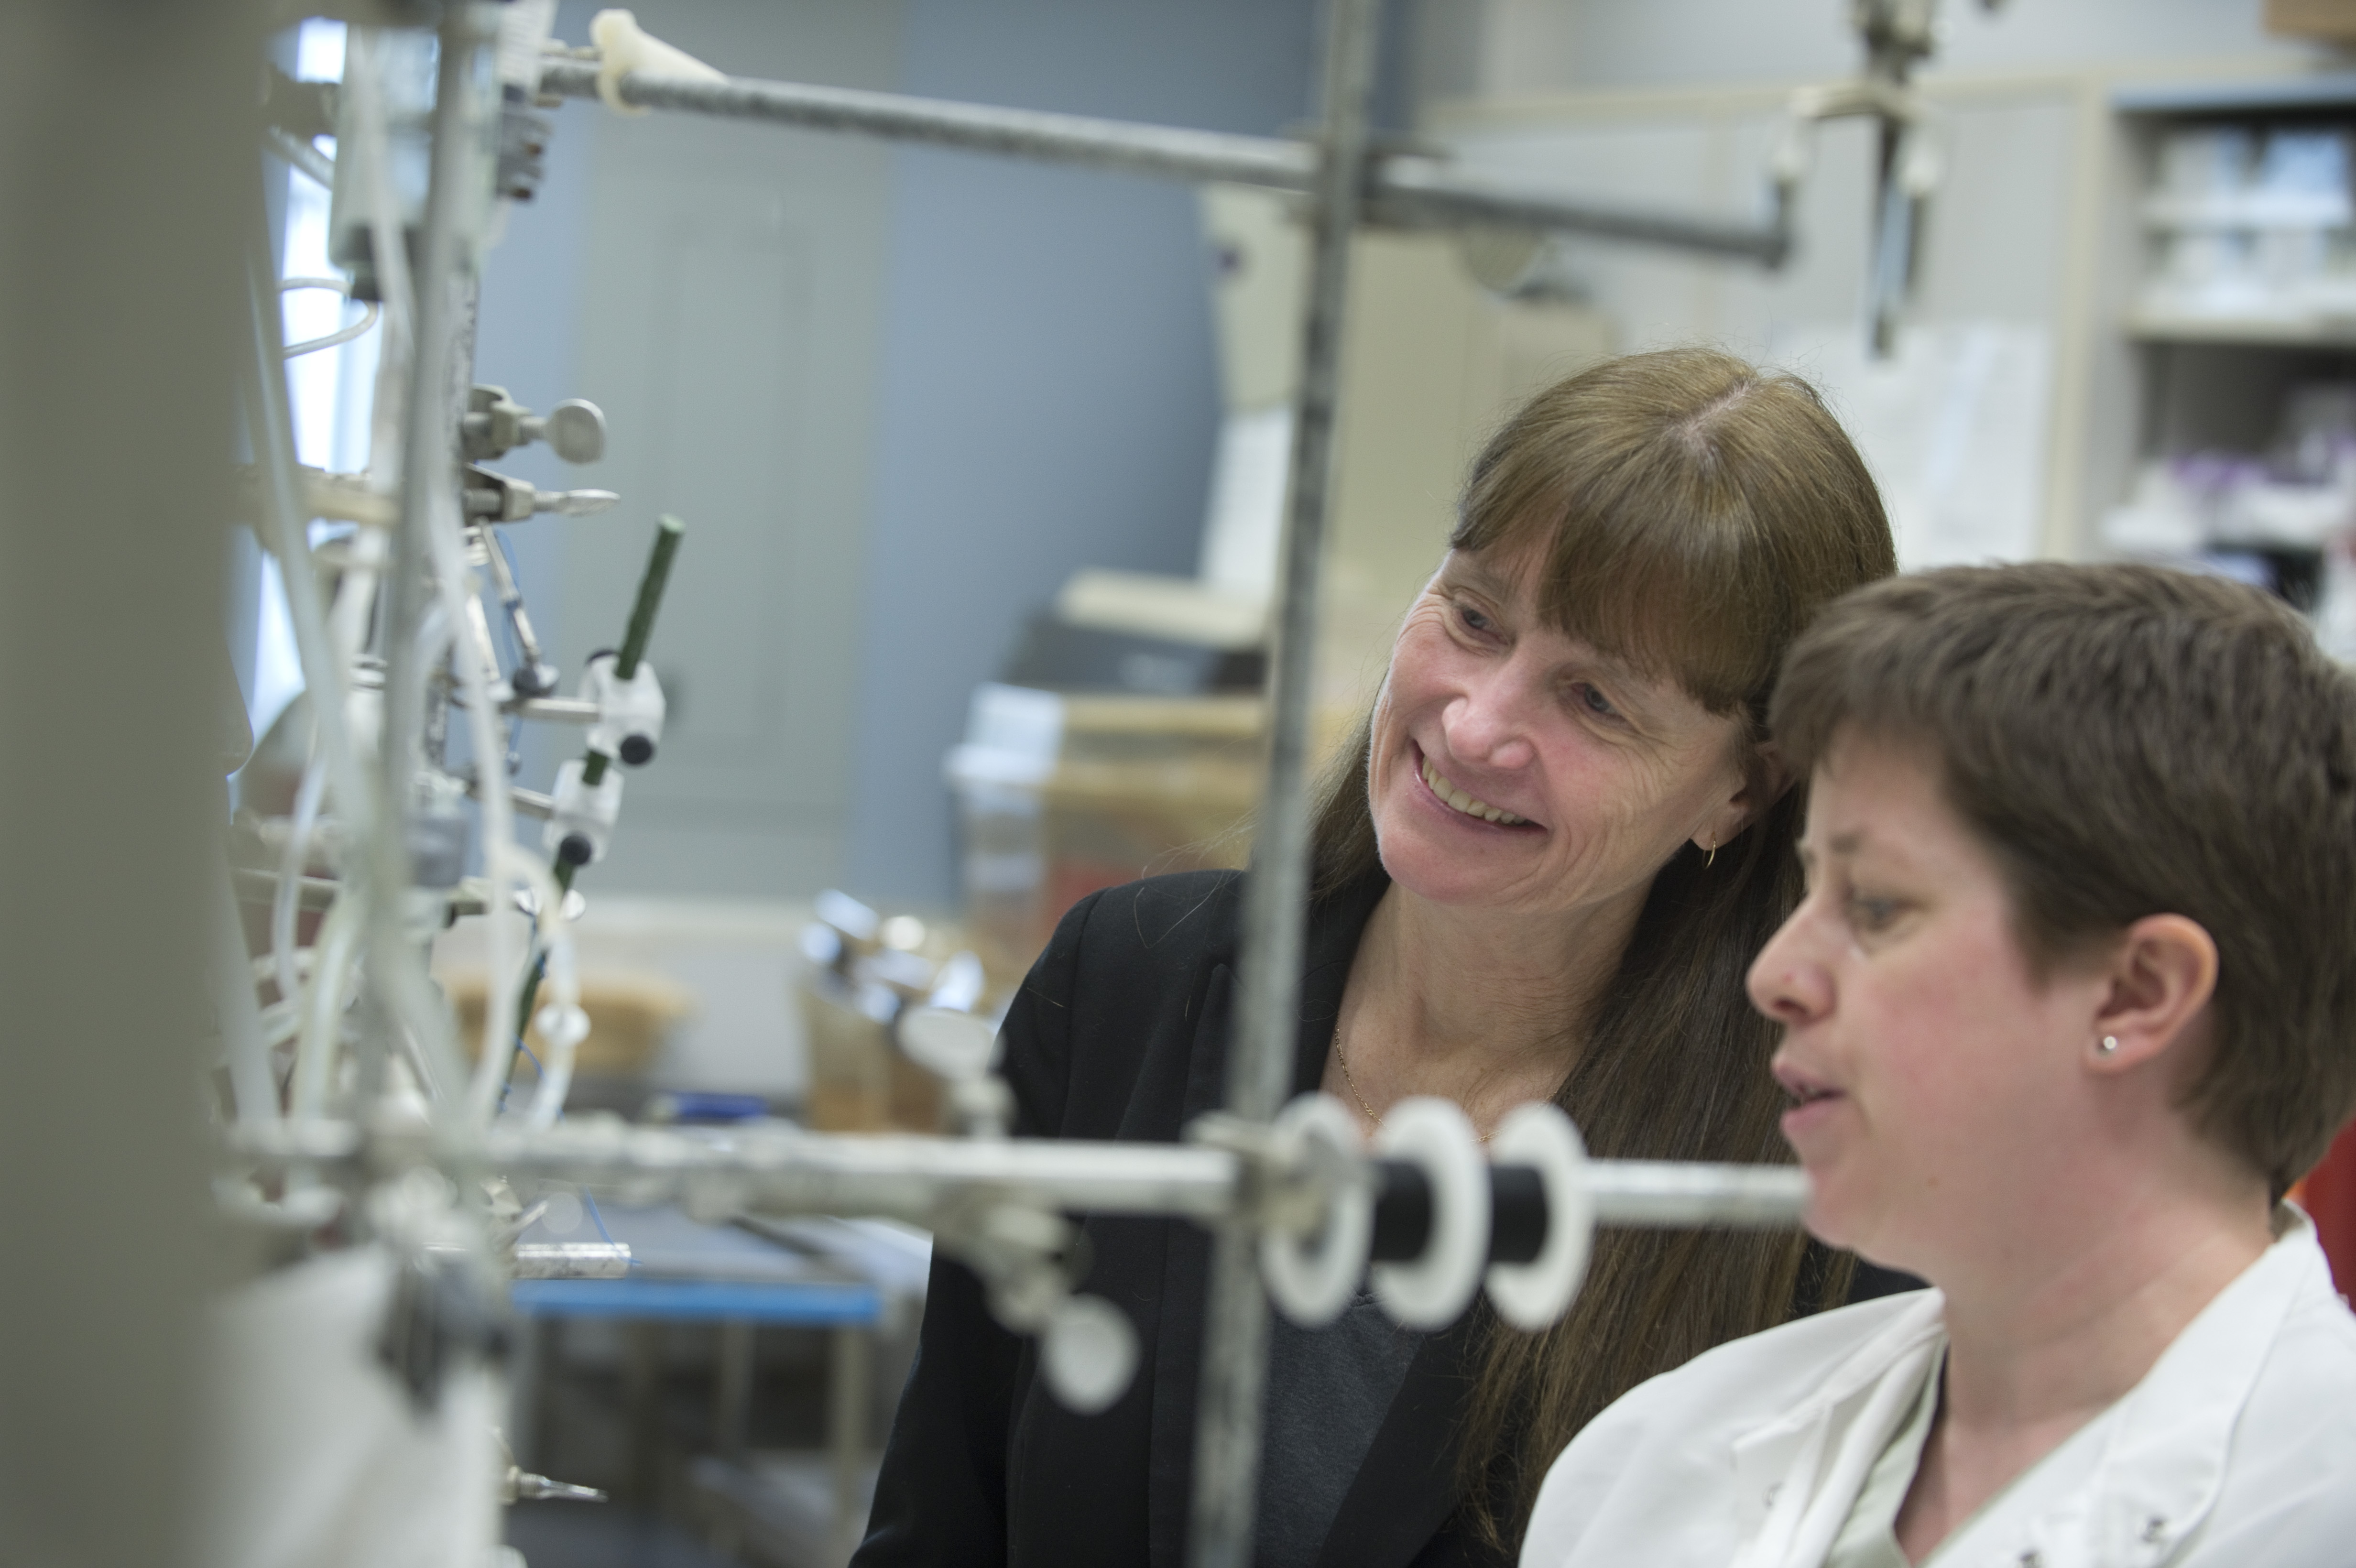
[840,0,1323,907]
[478,0,904,899]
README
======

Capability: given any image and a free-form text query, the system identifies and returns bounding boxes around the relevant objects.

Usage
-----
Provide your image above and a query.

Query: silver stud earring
[2098,1035,2120,1055]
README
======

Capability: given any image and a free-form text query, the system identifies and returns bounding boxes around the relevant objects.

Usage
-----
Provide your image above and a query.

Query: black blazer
[852,869,1916,1568]
[854,868,1505,1568]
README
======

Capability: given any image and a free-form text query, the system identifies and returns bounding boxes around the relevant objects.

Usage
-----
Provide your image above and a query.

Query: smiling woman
[858,348,1898,1568]
[1301,350,1900,1557]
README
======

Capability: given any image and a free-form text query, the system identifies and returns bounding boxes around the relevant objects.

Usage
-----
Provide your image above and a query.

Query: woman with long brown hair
[857,346,1899,1567]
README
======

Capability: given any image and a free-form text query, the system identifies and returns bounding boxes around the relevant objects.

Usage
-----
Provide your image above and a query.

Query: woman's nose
[1441,673,1536,770]
[1747,910,1832,1027]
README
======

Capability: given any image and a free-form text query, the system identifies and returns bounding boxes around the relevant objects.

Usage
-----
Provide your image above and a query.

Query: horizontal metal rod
[535,61,1787,265]
[540,60,1309,186]
[1367,157,1789,264]
[224,1120,1243,1219]
[1585,1161,1809,1228]
[507,696,600,723]
[490,1125,1245,1219]
[511,1241,634,1279]
[226,1122,1807,1230]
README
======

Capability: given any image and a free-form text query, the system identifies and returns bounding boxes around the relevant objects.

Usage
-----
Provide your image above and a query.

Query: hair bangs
[1457,429,1789,718]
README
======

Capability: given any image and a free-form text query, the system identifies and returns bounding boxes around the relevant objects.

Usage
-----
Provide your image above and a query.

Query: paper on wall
[1769,322,2053,571]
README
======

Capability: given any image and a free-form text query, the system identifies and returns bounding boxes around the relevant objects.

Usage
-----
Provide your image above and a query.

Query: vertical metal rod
[1188,1,1384,1564]
[368,1,492,1101]
[1866,116,1907,358]
[477,523,555,691]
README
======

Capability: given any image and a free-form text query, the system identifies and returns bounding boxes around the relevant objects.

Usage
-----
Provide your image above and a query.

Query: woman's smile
[1414,743,1536,829]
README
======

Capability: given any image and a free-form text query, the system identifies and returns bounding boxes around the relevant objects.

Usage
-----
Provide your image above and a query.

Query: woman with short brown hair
[859,347,1898,1568]
[1523,562,2356,1568]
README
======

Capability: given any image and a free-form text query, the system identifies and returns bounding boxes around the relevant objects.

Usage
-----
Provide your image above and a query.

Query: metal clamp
[580,653,665,766]
[461,383,607,464]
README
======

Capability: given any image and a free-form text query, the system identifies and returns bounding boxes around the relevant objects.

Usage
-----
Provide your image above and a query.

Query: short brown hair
[1309,346,1898,1551]
[1771,561,2356,1192]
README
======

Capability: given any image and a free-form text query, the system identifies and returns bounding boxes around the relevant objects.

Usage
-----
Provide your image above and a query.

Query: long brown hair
[1308,347,1897,1550]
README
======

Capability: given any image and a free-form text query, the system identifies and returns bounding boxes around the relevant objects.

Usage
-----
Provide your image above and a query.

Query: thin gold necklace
[1333,1018,1493,1144]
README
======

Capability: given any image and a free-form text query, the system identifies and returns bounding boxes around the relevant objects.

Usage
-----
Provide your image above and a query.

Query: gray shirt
[1254,1287,1426,1568]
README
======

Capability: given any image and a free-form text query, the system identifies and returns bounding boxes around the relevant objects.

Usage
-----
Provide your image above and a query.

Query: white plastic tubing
[350,22,576,1127]
[281,26,580,1130]
[246,246,377,1126]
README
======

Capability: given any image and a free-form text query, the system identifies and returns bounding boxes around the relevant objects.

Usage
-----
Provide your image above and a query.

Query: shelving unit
[2126,309,2356,348]
[2097,74,2356,612]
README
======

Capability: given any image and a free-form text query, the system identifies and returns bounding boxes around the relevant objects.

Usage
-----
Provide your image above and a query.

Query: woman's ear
[1698,739,1793,851]
[2087,913,2219,1073]
[1746,739,1796,808]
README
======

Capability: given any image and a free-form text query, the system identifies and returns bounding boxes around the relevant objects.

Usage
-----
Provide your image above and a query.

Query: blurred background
[218,2,2356,1561]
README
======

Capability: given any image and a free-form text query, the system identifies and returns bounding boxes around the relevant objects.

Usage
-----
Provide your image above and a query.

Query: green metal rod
[616,514,684,680]
[507,516,684,1076]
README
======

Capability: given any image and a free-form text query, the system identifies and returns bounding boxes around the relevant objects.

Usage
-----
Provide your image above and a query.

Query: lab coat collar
[1728,1291,1947,1568]
[1726,1209,2321,1568]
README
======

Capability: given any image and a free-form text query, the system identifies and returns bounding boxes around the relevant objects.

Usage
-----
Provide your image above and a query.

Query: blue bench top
[512,1275,883,1324]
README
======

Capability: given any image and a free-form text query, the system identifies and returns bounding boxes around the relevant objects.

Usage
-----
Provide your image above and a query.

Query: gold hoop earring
[1704,838,1717,869]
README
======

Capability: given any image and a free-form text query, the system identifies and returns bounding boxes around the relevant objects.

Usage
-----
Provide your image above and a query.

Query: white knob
[1040,1294,1136,1414]
[541,399,606,464]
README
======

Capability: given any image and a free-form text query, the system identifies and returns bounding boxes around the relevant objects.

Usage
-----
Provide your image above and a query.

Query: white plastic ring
[1483,1102,1593,1331]
[1260,1094,1372,1327]
[1369,1097,1489,1328]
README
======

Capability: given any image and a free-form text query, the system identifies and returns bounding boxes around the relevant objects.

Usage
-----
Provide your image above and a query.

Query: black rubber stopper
[1368,1159,1433,1263]
[556,832,594,867]
[1488,1165,1549,1265]
[618,734,654,766]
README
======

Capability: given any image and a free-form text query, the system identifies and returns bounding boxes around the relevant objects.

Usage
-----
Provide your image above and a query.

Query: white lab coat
[1521,1210,2356,1568]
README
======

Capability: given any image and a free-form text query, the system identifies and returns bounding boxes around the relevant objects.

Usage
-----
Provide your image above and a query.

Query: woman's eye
[1571,682,1619,719]
[1455,601,1495,635]
[1847,894,1901,933]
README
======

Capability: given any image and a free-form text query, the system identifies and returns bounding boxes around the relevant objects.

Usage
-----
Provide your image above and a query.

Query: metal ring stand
[207,1,1920,1562]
